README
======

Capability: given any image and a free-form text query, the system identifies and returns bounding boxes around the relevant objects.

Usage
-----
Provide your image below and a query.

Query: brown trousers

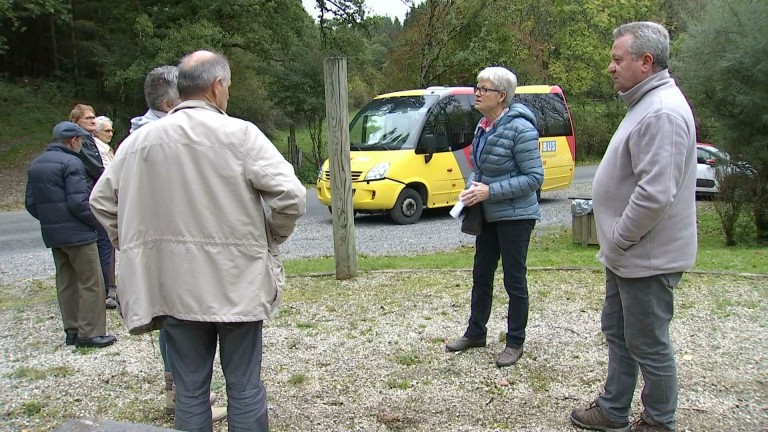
[52,242,107,338]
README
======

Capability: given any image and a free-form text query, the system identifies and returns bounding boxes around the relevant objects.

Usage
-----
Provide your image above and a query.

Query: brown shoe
[570,401,630,432]
[495,345,523,367]
[445,336,486,352]
[164,372,220,415]
[630,412,673,432]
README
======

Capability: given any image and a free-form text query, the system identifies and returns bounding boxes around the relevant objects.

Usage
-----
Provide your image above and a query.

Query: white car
[696,143,723,196]
[695,143,754,197]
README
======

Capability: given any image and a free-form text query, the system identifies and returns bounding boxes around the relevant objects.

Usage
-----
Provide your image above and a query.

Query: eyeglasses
[474,86,502,96]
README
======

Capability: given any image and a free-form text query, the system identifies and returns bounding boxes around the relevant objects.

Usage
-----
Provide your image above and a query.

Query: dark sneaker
[75,335,117,348]
[630,412,673,432]
[495,345,523,367]
[105,296,118,309]
[105,286,118,309]
[570,401,630,432]
[445,336,486,352]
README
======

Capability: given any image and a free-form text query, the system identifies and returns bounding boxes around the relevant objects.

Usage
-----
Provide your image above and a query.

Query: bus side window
[513,93,572,138]
[446,95,477,151]
[418,101,451,153]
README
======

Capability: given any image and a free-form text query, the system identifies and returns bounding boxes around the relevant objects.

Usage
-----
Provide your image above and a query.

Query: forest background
[1,0,766,242]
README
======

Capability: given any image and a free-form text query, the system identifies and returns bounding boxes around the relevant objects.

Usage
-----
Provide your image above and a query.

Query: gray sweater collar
[619,69,672,107]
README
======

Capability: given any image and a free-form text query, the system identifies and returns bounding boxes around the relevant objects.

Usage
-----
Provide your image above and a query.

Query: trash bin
[570,197,598,246]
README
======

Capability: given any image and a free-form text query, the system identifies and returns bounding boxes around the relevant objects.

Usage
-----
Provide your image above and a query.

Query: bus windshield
[349,95,438,150]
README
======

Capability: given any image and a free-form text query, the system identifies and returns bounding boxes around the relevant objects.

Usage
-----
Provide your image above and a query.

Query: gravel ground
[0,270,766,431]
[278,183,593,260]
[2,180,766,431]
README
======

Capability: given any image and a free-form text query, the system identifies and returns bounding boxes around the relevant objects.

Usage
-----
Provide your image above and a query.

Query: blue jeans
[164,317,268,432]
[597,268,681,431]
[465,219,535,348]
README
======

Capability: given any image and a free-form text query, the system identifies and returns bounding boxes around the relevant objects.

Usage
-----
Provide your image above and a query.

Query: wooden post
[323,57,357,279]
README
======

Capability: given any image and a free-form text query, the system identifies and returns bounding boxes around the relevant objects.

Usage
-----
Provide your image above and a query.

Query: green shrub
[569,99,626,161]
[295,162,320,184]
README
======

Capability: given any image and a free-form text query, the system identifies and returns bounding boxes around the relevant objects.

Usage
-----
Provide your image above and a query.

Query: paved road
[0,166,596,282]
[573,164,597,185]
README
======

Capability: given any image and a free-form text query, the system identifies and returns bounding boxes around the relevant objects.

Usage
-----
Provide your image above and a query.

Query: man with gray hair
[129,65,181,133]
[91,50,306,432]
[126,63,226,423]
[570,22,696,432]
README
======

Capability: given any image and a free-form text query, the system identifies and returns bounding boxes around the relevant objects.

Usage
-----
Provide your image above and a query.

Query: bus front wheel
[390,188,423,224]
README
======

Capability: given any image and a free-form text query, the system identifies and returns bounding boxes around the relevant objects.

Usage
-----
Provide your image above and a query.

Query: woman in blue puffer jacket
[445,66,544,368]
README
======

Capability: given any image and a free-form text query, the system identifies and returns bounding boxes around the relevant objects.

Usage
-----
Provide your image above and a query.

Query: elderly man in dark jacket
[25,121,117,348]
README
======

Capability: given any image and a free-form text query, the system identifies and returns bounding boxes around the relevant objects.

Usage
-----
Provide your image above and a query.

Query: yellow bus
[316,85,576,224]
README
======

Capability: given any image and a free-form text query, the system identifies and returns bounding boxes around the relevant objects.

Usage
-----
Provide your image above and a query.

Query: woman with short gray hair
[445,66,544,368]
[93,116,115,167]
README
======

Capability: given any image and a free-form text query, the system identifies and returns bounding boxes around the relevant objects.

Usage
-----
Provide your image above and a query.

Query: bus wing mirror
[424,134,436,163]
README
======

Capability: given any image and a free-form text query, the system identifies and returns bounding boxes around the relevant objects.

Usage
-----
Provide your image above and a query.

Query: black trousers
[95,223,112,294]
[465,219,535,348]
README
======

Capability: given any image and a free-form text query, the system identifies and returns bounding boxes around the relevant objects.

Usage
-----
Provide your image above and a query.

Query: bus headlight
[364,163,390,181]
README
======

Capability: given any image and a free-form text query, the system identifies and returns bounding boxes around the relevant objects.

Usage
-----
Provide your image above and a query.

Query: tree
[673,0,768,244]
[383,0,486,89]
[0,0,69,57]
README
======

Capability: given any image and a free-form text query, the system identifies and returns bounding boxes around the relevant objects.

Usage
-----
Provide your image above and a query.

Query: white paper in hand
[449,200,465,218]
[450,184,475,218]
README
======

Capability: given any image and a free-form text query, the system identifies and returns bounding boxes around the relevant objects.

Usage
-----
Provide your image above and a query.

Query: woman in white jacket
[93,116,115,167]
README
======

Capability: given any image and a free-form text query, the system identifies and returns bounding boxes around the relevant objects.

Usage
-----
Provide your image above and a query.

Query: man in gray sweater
[570,22,697,432]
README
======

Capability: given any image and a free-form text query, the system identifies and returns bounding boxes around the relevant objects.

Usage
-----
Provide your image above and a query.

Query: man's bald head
[177,50,231,104]
[181,50,218,68]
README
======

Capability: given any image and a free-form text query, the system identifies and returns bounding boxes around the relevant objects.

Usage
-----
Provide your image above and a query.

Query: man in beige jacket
[90,50,306,432]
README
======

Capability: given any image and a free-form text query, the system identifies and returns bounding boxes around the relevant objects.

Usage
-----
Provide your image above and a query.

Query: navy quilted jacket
[25,144,100,248]
[469,103,544,222]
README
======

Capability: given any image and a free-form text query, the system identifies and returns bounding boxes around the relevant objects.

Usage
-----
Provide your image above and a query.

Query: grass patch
[393,353,420,366]
[386,378,411,390]
[296,322,318,330]
[0,278,56,308]
[287,373,308,385]
[524,367,554,393]
[21,401,43,416]
[112,399,168,426]
[284,205,766,277]
[10,366,74,380]
[0,198,24,211]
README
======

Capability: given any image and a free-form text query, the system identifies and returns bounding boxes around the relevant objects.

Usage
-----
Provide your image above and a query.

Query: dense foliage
[674,0,768,244]
[1,1,695,149]
[3,0,764,244]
